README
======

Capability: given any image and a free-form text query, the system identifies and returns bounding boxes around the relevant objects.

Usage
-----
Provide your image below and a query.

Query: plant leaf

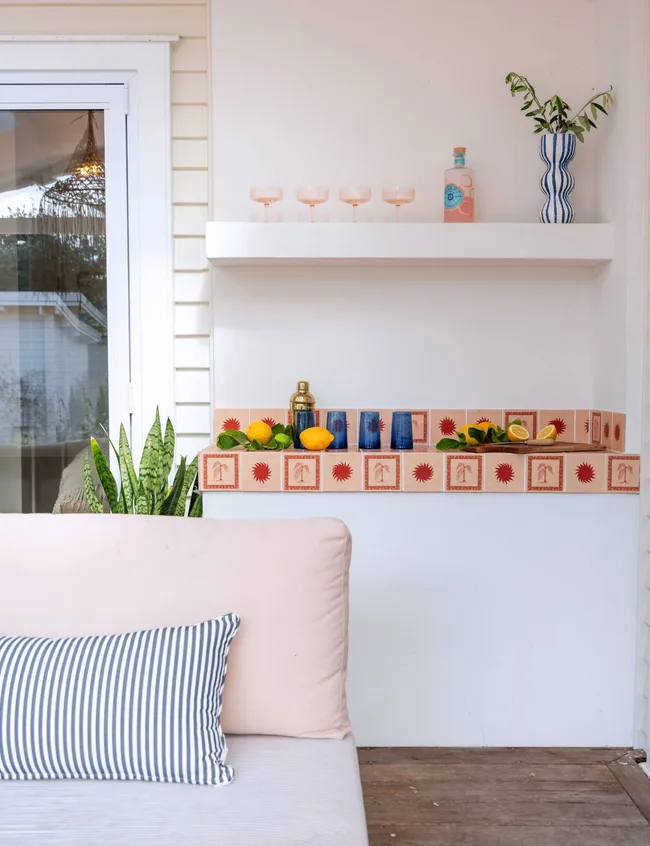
[435,438,462,450]
[119,423,138,501]
[216,433,239,450]
[90,437,119,512]
[160,457,186,516]
[161,417,175,489]
[468,427,486,443]
[134,481,151,515]
[83,452,104,514]
[189,493,203,518]
[174,456,198,517]
[222,429,249,445]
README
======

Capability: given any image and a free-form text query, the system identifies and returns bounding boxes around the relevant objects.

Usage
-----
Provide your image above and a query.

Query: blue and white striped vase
[539,132,577,223]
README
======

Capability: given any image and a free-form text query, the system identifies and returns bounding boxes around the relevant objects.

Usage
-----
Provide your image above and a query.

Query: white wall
[2,0,214,458]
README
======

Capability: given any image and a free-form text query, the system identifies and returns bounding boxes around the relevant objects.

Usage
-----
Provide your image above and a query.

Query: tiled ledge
[199,447,640,494]
[214,408,627,451]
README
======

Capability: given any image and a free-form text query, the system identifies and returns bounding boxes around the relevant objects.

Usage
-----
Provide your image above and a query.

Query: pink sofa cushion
[0,515,351,739]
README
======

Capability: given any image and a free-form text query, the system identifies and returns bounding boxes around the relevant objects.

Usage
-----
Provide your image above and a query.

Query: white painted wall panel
[174,336,211,368]
[173,138,209,169]
[174,403,211,433]
[175,369,210,402]
[171,38,208,71]
[172,104,209,138]
[172,72,208,103]
[174,205,209,236]
[174,303,212,335]
[0,6,205,35]
[174,271,211,303]
[173,170,210,204]
[174,238,208,271]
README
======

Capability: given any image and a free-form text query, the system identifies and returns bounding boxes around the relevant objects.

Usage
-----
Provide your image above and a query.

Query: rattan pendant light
[39,110,105,236]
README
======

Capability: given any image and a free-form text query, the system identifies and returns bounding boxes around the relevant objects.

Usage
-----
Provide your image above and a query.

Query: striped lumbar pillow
[0,614,240,786]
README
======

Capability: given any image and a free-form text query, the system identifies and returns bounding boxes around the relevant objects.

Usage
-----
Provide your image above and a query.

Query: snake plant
[83,408,202,517]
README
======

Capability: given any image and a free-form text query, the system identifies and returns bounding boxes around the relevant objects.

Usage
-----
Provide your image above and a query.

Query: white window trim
[0,38,177,456]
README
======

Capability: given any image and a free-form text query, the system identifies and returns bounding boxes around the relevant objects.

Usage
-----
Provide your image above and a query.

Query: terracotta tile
[403,451,443,492]
[249,409,287,428]
[565,454,606,493]
[484,454,525,493]
[363,453,401,491]
[607,454,641,493]
[445,454,483,492]
[575,410,590,445]
[467,409,504,428]
[590,410,603,445]
[612,412,626,452]
[430,410,467,444]
[538,409,575,442]
[527,455,565,492]
[322,450,362,492]
[396,409,429,445]
[359,409,392,448]
[284,452,321,491]
[504,410,538,438]
[320,409,358,446]
[214,408,249,435]
[199,450,241,491]
[241,450,282,491]
[600,411,613,450]
[287,409,321,427]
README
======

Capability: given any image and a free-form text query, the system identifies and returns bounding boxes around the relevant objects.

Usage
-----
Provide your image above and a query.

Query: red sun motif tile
[575,410,590,445]
[467,409,504,428]
[396,410,429,445]
[445,454,483,492]
[284,453,321,491]
[607,454,641,493]
[214,408,250,436]
[600,411,613,450]
[484,454,525,493]
[250,409,287,429]
[504,411,538,438]
[590,411,602,445]
[363,453,401,491]
[565,454,606,493]
[612,412,626,452]
[403,451,443,492]
[199,450,241,491]
[322,450,362,492]
[430,410,467,443]
[538,410,575,443]
[527,455,564,492]
[241,450,281,492]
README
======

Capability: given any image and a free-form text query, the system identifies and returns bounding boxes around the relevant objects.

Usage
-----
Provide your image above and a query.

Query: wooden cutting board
[465,441,606,454]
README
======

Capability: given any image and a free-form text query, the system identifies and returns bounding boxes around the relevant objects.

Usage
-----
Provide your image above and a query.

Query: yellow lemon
[246,420,273,445]
[299,426,335,451]
[536,424,558,441]
[456,424,479,446]
[507,424,530,442]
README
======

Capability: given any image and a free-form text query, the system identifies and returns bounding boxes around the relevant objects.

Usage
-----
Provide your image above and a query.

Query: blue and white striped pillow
[0,614,240,786]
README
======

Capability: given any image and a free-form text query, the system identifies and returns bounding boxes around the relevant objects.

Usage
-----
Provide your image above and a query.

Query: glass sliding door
[0,85,128,513]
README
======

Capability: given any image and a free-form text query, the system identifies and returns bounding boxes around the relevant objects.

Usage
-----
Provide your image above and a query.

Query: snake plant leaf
[83,453,104,514]
[160,456,186,516]
[134,481,150,515]
[174,456,198,517]
[90,437,119,513]
[189,493,203,518]
[138,432,158,496]
[161,417,175,490]
[119,423,138,503]
[115,489,127,514]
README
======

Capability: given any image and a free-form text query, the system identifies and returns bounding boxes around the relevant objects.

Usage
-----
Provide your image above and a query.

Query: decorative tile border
[199,447,640,495]
[214,408,628,452]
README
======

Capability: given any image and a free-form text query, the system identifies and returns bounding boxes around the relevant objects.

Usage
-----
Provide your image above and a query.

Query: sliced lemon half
[536,424,558,441]
[507,424,530,442]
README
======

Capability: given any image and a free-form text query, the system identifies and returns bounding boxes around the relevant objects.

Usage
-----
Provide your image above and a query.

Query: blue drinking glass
[293,410,315,449]
[326,411,348,450]
[358,411,381,450]
[391,411,413,450]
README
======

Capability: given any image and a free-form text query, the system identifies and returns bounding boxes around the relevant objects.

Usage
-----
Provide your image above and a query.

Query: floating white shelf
[206,222,614,267]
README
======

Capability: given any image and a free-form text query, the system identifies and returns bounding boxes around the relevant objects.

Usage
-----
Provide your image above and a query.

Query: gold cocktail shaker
[289,380,315,416]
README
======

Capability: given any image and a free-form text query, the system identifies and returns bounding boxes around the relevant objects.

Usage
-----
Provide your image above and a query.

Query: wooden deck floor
[359,748,650,846]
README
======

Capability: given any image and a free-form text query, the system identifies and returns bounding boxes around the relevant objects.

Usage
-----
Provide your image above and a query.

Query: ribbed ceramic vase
[539,132,577,223]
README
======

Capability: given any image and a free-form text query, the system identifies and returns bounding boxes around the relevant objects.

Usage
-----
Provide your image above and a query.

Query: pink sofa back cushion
[0,515,351,739]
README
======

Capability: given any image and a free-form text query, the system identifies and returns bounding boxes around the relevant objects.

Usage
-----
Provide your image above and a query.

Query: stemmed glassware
[250,186,283,222]
[296,186,329,222]
[382,185,415,222]
[339,186,371,223]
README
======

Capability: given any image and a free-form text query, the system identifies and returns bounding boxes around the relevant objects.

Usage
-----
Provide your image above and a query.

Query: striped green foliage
[83,453,104,514]
[88,407,203,518]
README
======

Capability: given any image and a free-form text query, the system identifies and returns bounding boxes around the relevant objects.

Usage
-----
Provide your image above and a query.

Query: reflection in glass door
[0,86,128,512]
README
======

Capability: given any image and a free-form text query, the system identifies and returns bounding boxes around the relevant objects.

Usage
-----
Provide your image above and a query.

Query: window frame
[0,38,176,457]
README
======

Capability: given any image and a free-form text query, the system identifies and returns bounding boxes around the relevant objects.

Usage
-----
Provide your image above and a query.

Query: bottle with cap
[444,147,475,223]
[289,380,315,418]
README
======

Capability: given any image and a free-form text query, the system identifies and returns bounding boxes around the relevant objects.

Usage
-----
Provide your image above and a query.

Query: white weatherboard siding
[2,0,213,446]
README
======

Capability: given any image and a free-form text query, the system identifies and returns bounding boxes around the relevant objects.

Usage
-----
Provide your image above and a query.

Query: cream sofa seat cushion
[0,515,351,740]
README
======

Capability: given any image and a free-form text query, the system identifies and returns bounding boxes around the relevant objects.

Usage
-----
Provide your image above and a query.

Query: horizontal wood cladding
[0,6,205,35]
